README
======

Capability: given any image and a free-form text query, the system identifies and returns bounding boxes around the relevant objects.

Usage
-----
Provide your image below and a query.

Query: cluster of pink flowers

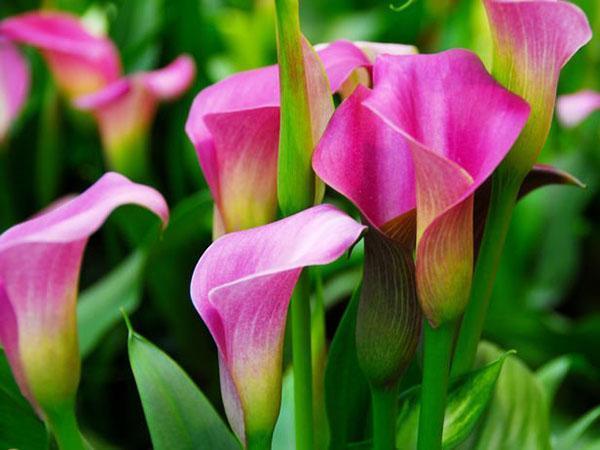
[0,0,594,448]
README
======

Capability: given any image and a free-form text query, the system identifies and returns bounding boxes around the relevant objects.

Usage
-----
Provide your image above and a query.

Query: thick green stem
[451,171,521,376]
[371,382,399,450]
[417,320,456,450]
[46,405,87,450]
[291,271,314,450]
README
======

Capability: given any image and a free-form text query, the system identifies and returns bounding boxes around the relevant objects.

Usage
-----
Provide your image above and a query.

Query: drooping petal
[190,204,365,445]
[484,0,592,172]
[0,38,29,142]
[74,56,195,178]
[0,12,121,99]
[556,90,600,128]
[0,172,168,415]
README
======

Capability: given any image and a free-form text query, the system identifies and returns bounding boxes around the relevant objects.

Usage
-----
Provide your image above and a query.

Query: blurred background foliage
[0,0,599,448]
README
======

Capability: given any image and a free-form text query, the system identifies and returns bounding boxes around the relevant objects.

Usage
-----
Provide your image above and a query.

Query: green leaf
[272,369,296,450]
[325,282,371,449]
[536,354,588,408]
[0,350,48,450]
[554,405,600,450]
[125,319,241,450]
[395,349,511,449]
[472,342,551,450]
[78,251,147,358]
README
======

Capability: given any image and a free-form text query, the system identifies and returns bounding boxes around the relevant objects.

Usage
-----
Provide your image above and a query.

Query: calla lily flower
[483,0,591,175]
[0,11,120,99]
[0,172,168,421]
[316,40,417,96]
[314,50,530,326]
[190,204,365,448]
[185,39,412,235]
[74,56,196,179]
[0,38,29,143]
[557,90,600,128]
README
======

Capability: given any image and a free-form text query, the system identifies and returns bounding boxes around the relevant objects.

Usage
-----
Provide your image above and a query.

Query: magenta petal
[313,85,416,228]
[190,204,365,444]
[317,40,372,93]
[317,40,417,94]
[0,172,168,413]
[74,56,195,172]
[0,38,29,142]
[557,90,600,128]
[185,65,281,233]
[0,12,121,98]
[141,55,196,100]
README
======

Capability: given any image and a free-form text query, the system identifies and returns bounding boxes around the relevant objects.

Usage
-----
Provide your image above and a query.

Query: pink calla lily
[317,40,417,95]
[314,50,530,326]
[0,38,29,143]
[557,90,600,128]
[190,204,365,447]
[74,55,196,178]
[484,0,591,173]
[185,39,413,235]
[0,172,168,417]
[0,11,120,99]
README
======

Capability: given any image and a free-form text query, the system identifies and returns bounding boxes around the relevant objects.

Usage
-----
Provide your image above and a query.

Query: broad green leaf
[554,405,600,450]
[395,350,511,449]
[0,350,48,449]
[126,320,241,450]
[325,283,371,449]
[78,251,147,358]
[472,342,551,450]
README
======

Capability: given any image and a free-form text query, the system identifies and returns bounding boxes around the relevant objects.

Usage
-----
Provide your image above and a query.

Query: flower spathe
[185,39,413,236]
[0,38,29,143]
[75,56,196,179]
[484,0,591,175]
[557,90,600,128]
[0,11,120,99]
[190,204,365,447]
[0,172,168,417]
[314,49,530,326]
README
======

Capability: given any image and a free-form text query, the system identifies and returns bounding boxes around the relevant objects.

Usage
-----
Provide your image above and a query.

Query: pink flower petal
[141,55,196,100]
[0,38,29,142]
[74,56,195,174]
[0,172,168,414]
[186,38,333,234]
[313,85,416,228]
[190,204,365,444]
[0,12,121,99]
[556,90,600,128]
[484,0,592,168]
[316,40,417,94]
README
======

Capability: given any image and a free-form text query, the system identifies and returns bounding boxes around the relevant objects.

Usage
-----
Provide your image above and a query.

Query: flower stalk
[371,382,399,450]
[46,403,88,450]
[417,320,456,450]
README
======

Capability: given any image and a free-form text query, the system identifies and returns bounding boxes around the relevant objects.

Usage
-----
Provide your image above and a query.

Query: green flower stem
[291,270,315,450]
[46,404,87,450]
[417,320,456,450]
[371,382,399,450]
[36,81,61,208]
[451,170,521,376]
[0,141,14,230]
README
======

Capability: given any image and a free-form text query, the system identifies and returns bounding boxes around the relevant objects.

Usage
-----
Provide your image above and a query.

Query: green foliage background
[1,0,599,448]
